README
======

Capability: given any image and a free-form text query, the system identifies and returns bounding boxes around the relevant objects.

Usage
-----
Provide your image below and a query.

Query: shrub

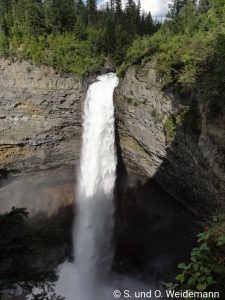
[164,115,176,142]
[0,208,64,300]
[117,1,225,119]
[0,31,9,56]
[7,33,105,77]
[167,227,225,298]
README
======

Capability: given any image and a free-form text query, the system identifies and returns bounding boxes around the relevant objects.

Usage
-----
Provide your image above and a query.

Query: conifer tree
[168,0,188,18]
[74,16,87,40]
[140,12,154,35]
[43,0,76,33]
[125,0,137,35]
[87,0,96,25]
[115,0,122,20]
[13,0,45,36]
[198,0,210,12]
[110,0,115,11]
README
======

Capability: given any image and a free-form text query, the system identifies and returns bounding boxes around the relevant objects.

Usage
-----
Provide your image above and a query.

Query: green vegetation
[164,115,176,142]
[167,220,225,299]
[164,103,201,142]
[118,0,225,120]
[117,36,155,77]
[176,106,190,126]
[0,0,160,77]
[0,207,66,300]
[9,33,105,77]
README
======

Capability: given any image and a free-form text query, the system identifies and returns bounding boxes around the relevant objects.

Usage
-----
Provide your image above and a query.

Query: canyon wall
[0,59,84,174]
[0,59,85,215]
[114,62,225,217]
[0,59,224,218]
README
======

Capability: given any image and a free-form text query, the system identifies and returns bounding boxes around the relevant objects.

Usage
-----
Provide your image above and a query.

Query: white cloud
[140,0,169,16]
[98,0,169,17]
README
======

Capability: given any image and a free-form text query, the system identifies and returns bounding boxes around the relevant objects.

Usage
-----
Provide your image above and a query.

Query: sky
[98,0,170,17]
[139,0,169,17]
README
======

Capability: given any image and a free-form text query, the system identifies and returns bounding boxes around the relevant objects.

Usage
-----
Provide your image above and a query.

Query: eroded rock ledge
[114,63,225,217]
[0,59,85,174]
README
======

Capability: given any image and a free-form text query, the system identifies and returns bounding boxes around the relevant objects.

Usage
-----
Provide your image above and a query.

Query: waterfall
[56,73,119,300]
[56,73,156,300]
[75,73,119,286]
[78,73,119,198]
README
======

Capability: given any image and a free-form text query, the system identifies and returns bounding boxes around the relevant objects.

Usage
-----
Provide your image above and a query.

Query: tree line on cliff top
[118,0,225,119]
[0,0,160,76]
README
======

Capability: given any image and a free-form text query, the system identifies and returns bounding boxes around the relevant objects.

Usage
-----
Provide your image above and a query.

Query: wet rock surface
[114,176,198,281]
[114,63,225,217]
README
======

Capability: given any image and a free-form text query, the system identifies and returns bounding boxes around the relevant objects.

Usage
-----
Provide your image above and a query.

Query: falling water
[56,73,156,300]
[56,73,119,300]
[75,72,119,288]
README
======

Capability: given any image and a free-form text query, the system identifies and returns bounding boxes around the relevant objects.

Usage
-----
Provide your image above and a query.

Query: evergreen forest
[0,0,160,76]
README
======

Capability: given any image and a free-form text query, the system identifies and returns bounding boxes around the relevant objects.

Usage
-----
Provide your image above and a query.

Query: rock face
[1,59,224,217]
[0,59,86,215]
[0,59,85,174]
[0,167,75,216]
[114,63,225,217]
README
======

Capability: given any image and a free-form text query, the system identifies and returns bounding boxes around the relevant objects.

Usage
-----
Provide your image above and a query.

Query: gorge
[0,0,225,298]
[0,59,224,218]
[0,58,224,298]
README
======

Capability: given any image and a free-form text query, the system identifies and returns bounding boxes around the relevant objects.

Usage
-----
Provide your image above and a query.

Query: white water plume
[56,73,119,299]
[74,72,119,288]
[56,73,157,300]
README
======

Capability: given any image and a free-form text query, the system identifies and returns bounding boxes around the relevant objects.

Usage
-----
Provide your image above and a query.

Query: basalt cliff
[114,63,225,217]
[0,59,224,217]
[0,59,85,215]
[0,59,84,173]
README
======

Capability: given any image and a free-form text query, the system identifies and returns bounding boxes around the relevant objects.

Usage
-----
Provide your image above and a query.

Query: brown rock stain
[0,146,29,162]
[15,103,43,116]
[42,183,74,208]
